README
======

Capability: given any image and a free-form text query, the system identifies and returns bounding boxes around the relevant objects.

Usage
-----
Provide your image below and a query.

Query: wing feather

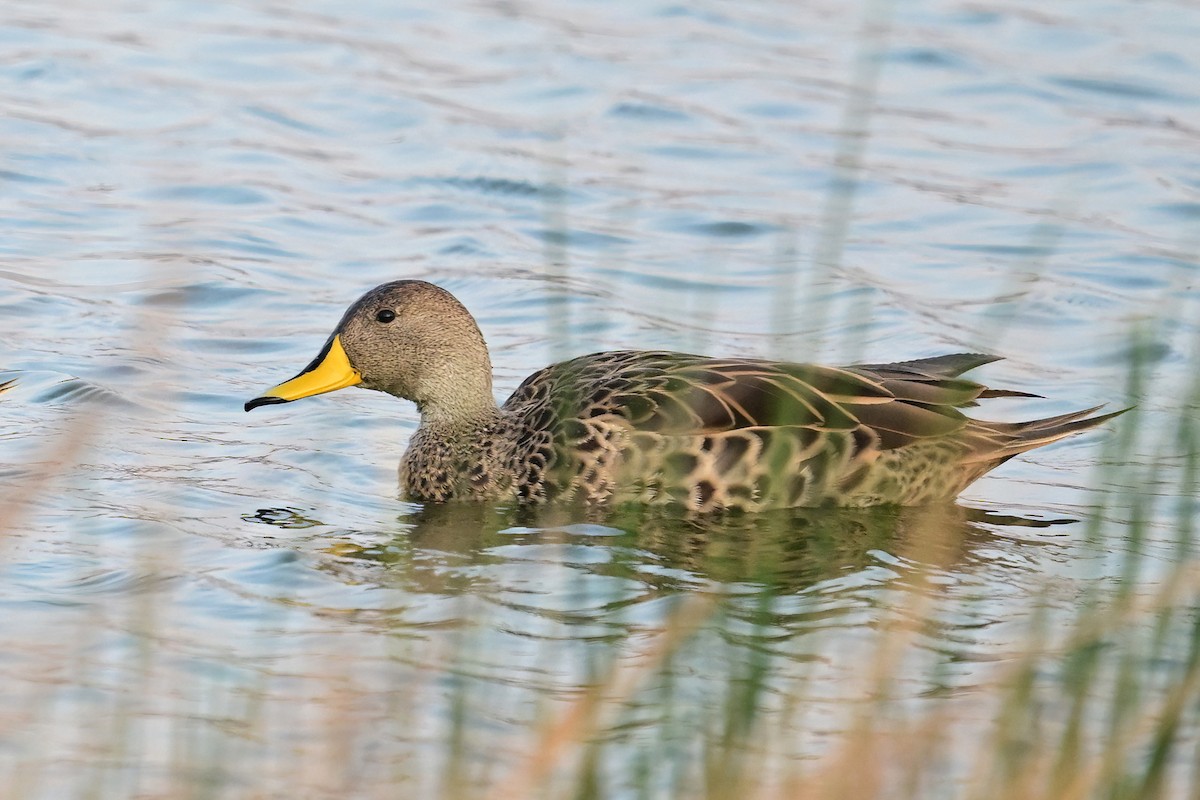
[504,350,1062,456]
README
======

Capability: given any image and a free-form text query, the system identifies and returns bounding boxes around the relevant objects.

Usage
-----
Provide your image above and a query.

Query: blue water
[1,0,1198,796]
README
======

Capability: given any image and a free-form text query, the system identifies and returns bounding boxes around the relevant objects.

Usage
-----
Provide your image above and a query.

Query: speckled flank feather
[249,281,1125,510]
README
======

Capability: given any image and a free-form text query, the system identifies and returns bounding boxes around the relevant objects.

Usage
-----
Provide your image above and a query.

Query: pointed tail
[964,405,1131,464]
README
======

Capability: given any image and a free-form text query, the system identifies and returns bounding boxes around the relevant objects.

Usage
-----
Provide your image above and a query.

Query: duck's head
[245,280,495,421]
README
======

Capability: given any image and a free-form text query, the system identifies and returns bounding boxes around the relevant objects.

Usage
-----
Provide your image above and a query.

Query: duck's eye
[376,309,396,324]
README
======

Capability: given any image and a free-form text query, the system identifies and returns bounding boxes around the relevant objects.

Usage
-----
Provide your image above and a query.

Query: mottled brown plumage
[246,280,1124,510]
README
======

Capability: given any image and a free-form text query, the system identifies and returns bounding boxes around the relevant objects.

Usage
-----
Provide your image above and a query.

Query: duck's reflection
[252,500,1078,600]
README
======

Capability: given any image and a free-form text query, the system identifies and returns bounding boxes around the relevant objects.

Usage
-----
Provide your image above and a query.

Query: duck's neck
[417,397,502,434]
[413,367,500,430]
[410,354,503,468]
[399,307,505,498]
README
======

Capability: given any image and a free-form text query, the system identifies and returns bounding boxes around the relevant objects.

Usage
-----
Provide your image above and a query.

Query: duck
[245,280,1123,511]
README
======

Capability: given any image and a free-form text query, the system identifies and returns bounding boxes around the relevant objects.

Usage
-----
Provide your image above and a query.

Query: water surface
[1,0,1198,796]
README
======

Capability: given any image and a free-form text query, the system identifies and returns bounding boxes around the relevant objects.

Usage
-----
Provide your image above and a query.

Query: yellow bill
[244,334,362,411]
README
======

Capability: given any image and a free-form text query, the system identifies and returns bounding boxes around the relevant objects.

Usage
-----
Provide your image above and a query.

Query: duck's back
[497,350,1038,511]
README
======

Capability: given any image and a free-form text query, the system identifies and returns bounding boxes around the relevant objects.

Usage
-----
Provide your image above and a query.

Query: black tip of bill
[244,396,288,412]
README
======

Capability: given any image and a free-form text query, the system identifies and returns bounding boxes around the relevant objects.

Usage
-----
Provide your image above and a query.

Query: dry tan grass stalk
[0,407,96,543]
[722,505,1200,800]
[486,591,719,800]
[778,506,965,799]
